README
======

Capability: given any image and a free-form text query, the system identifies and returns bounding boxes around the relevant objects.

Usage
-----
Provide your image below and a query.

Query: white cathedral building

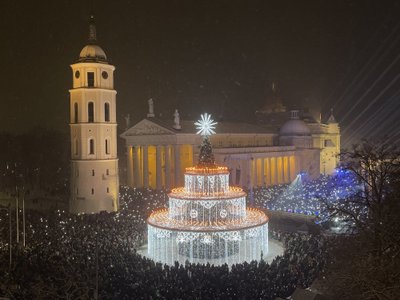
[121,101,340,191]
[69,17,119,214]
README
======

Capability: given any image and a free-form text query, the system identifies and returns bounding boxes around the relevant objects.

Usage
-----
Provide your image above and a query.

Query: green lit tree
[194,113,218,167]
[197,137,215,167]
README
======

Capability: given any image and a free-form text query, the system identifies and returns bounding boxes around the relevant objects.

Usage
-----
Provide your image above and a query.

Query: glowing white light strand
[195,113,217,136]
[146,122,271,265]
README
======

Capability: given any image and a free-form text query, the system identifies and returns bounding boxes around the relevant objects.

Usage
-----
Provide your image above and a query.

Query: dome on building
[78,44,107,62]
[280,119,311,136]
[77,15,108,63]
[280,110,311,136]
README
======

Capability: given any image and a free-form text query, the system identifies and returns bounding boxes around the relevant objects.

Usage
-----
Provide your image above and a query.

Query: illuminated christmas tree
[198,137,215,166]
[147,113,269,266]
[195,113,217,166]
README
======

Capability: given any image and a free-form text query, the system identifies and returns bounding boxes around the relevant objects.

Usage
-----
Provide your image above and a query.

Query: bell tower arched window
[87,72,94,87]
[88,102,94,123]
[105,139,110,154]
[74,103,78,123]
[89,138,95,155]
[105,102,110,122]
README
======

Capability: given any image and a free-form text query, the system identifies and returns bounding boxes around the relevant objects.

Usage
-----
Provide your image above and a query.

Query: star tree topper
[195,113,217,136]
[195,113,217,166]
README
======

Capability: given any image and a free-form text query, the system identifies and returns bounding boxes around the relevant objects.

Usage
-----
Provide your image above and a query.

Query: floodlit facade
[147,122,269,265]
[121,98,340,190]
[69,17,119,213]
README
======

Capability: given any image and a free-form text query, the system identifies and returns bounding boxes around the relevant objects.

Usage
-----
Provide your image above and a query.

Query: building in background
[121,98,340,190]
[69,17,119,213]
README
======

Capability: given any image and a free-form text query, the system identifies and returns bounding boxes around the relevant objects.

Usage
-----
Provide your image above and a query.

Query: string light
[147,148,269,265]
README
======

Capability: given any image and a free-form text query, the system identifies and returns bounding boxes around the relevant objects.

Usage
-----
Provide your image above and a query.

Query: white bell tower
[69,16,119,213]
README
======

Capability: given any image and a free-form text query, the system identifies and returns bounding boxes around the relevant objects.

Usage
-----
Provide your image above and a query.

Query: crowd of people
[252,170,361,221]
[0,186,328,299]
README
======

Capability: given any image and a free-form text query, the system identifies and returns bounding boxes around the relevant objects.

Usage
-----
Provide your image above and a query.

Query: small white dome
[79,44,107,62]
[280,119,311,136]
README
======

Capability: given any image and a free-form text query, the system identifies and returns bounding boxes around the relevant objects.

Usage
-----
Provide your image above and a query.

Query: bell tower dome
[69,16,119,213]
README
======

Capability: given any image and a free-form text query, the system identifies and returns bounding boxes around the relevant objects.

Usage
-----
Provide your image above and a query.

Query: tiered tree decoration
[195,113,218,166]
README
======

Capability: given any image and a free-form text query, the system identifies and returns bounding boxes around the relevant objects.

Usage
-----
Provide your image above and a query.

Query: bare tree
[322,139,400,299]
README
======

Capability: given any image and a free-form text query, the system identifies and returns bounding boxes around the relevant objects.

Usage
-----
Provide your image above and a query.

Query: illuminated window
[89,139,95,154]
[105,139,110,154]
[88,102,94,122]
[74,103,78,123]
[104,102,110,122]
[87,72,94,87]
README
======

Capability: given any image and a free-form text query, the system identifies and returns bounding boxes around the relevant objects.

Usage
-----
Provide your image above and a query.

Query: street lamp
[0,204,12,269]
[15,174,26,248]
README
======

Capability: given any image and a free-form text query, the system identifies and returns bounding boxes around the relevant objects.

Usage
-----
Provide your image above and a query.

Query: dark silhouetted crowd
[0,187,327,299]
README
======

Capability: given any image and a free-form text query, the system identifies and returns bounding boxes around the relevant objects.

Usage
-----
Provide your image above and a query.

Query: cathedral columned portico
[121,113,307,190]
[124,141,298,190]
[125,142,195,190]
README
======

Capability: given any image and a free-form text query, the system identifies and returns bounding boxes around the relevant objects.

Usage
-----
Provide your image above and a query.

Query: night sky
[2,0,400,147]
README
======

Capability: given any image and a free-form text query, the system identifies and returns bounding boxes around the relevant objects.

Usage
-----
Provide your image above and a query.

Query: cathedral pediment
[121,119,175,136]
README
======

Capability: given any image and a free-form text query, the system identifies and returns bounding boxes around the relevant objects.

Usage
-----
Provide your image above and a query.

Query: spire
[147,98,155,118]
[327,108,337,123]
[124,114,131,131]
[88,15,97,44]
[78,14,108,63]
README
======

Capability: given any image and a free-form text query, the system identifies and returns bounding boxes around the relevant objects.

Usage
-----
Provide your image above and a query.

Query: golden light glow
[289,155,295,181]
[180,144,193,175]
[185,165,229,174]
[169,186,245,199]
[283,156,288,183]
[166,145,173,187]
[148,145,157,189]
[277,157,283,184]
[270,157,276,185]
[161,146,166,187]
[128,147,134,186]
[264,159,271,186]
[148,207,268,231]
